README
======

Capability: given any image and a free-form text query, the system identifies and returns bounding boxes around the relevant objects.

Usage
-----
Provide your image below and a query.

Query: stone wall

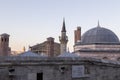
[78,52,120,60]
[0,57,120,80]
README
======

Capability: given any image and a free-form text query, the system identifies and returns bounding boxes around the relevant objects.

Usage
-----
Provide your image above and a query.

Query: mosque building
[0,20,120,80]
[74,22,120,60]
[30,19,68,57]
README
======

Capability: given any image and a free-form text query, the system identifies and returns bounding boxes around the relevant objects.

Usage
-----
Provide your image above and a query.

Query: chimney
[47,37,54,57]
[0,33,10,56]
[74,27,81,44]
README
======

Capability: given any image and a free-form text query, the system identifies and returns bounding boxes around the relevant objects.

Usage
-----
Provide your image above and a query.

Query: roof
[18,51,47,57]
[80,26,119,44]
[31,41,60,49]
[0,33,10,37]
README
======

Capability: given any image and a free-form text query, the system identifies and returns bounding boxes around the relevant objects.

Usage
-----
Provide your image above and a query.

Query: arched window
[1,38,3,42]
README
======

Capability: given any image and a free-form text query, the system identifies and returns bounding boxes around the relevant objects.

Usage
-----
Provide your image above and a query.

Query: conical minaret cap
[61,18,66,32]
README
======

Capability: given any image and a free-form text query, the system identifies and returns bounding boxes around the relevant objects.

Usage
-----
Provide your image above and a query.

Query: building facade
[30,37,60,57]
[31,19,68,56]
[0,57,120,80]
[0,21,120,80]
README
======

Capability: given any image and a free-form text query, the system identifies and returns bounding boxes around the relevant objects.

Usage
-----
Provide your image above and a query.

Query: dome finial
[97,20,100,27]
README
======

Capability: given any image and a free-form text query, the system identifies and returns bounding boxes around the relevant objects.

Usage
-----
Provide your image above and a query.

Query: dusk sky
[0,0,120,51]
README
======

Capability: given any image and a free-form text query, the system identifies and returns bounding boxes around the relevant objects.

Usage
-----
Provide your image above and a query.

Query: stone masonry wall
[0,57,120,80]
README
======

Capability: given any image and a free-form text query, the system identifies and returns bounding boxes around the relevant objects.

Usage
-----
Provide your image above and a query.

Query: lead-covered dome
[81,24,119,44]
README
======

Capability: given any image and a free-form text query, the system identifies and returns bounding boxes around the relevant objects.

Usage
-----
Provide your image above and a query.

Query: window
[1,38,3,42]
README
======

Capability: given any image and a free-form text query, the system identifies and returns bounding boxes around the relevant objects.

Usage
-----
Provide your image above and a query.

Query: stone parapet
[0,56,120,67]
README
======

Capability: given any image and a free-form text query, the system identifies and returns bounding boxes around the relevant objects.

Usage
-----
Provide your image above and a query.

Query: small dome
[19,51,39,57]
[18,51,47,57]
[81,26,119,44]
[58,52,79,57]
[40,53,48,57]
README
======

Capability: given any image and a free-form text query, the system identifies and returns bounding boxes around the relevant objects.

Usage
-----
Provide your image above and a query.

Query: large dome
[81,25,119,44]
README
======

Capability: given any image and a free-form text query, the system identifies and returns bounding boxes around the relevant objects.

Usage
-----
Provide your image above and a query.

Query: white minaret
[59,19,68,54]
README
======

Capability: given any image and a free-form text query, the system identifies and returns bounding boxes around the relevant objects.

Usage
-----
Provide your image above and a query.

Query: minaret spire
[62,18,66,32]
[23,46,26,52]
[59,18,68,54]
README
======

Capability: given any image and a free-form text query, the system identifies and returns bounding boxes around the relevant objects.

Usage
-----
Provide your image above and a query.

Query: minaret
[59,19,68,54]
[23,46,26,52]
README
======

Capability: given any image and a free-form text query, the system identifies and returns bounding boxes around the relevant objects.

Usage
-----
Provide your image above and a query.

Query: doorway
[37,72,43,80]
